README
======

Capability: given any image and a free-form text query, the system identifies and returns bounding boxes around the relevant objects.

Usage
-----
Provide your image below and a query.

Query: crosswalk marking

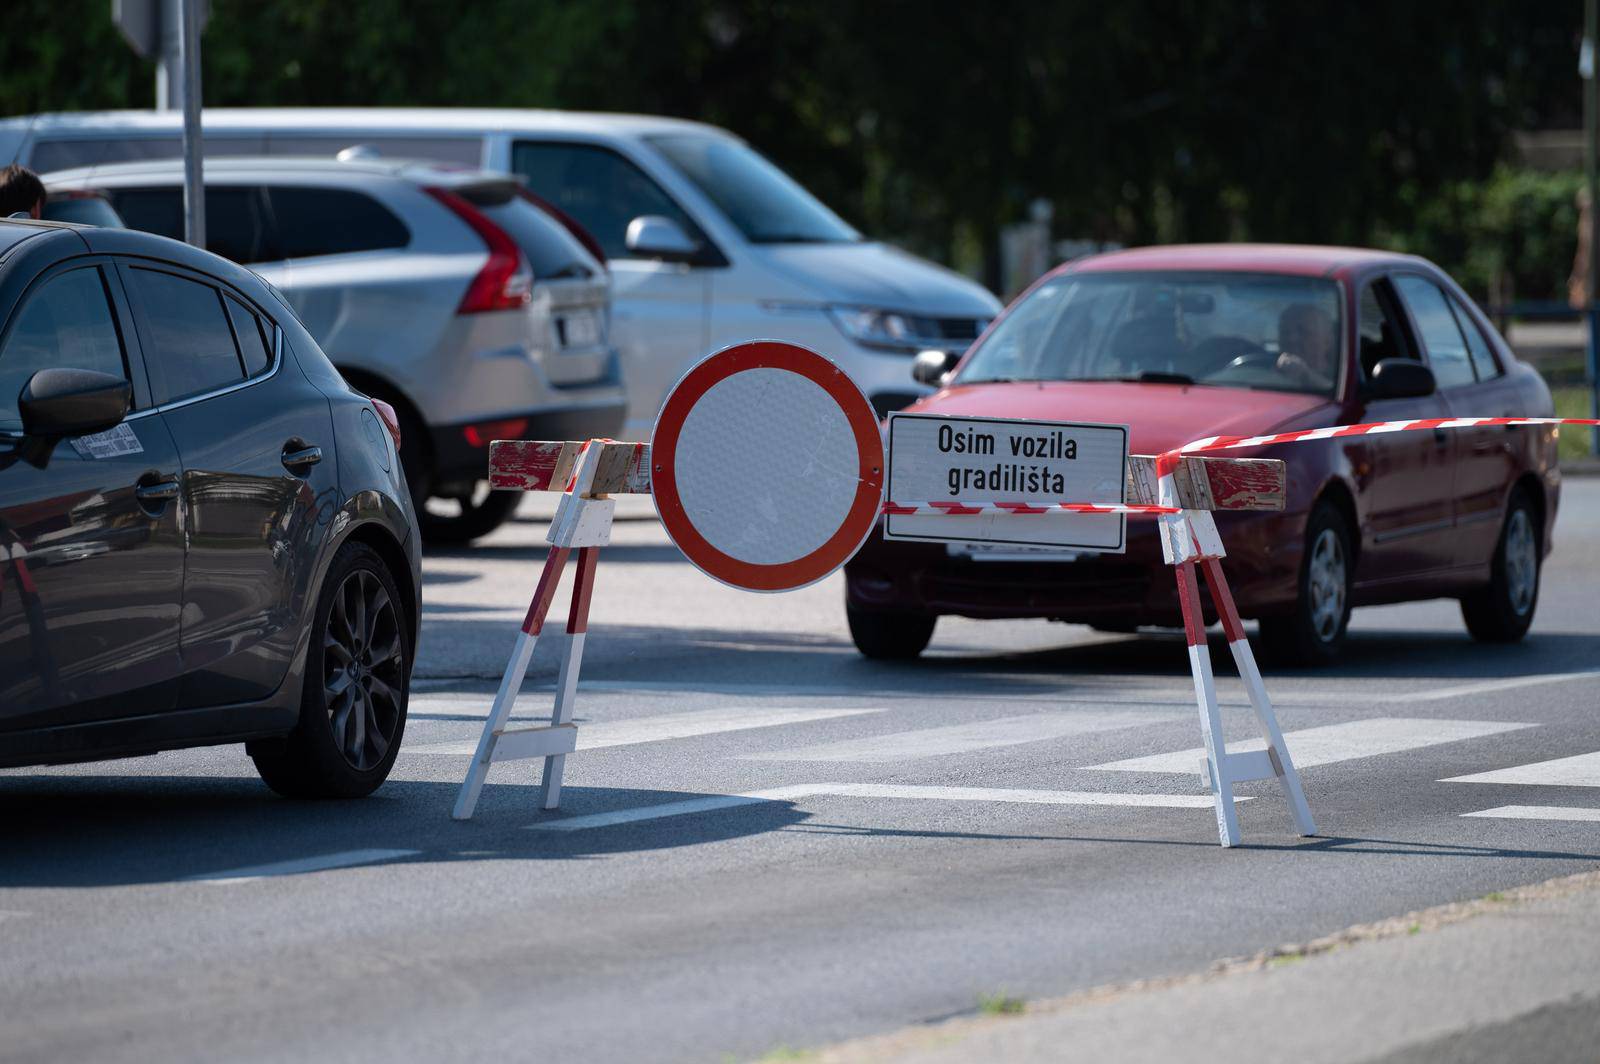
[1441,750,1600,788]
[1461,805,1600,823]
[187,848,420,885]
[405,706,884,756]
[739,711,1167,763]
[1087,717,1535,774]
[526,783,1245,832]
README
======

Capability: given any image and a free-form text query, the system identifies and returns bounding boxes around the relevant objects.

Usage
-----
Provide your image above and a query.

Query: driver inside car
[1275,303,1339,392]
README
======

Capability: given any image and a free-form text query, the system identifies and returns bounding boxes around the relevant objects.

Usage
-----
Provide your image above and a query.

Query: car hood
[904,380,1337,455]
[759,241,1002,317]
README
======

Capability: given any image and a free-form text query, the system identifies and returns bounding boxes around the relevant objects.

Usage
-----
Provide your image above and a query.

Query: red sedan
[846,244,1560,665]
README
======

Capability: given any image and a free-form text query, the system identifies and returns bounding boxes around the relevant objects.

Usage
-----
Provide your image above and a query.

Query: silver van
[43,155,623,541]
[4,109,1002,437]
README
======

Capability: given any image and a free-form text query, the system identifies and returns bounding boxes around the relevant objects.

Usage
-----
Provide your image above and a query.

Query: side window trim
[0,256,151,414]
[511,138,729,267]
[1359,273,1421,378]
[111,257,284,416]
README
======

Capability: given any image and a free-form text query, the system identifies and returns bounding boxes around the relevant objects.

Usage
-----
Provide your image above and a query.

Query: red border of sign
[651,340,885,593]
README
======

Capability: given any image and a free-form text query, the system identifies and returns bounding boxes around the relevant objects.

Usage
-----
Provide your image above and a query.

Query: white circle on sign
[673,367,859,566]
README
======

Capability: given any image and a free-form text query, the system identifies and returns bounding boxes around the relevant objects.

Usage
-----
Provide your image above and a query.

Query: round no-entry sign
[651,341,886,592]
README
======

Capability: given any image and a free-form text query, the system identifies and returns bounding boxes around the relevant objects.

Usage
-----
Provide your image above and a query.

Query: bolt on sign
[883,413,1129,551]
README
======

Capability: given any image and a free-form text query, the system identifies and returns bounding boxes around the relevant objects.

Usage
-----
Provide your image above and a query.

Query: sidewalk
[797,870,1600,1064]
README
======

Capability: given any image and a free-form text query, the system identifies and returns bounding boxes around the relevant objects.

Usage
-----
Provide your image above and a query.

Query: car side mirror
[1366,358,1436,400]
[911,348,958,386]
[624,215,699,262]
[19,368,131,437]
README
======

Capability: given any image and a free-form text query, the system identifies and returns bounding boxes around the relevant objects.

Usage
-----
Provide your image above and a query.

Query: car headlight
[826,305,947,353]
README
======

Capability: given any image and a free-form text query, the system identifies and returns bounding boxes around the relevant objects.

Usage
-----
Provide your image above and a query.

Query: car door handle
[134,475,180,504]
[281,443,323,472]
[1432,428,1449,446]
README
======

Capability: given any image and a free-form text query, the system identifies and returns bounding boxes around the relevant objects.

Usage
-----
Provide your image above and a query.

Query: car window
[105,185,279,264]
[40,195,125,228]
[224,294,273,377]
[1357,279,1418,379]
[29,136,266,171]
[1448,295,1503,381]
[264,186,410,259]
[1393,275,1477,389]
[511,141,705,260]
[124,267,247,403]
[453,186,601,281]
[648,133,859,244]
[0,267,128,429]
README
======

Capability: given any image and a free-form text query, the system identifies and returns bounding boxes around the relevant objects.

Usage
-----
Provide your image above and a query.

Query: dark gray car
[0,217,421,797]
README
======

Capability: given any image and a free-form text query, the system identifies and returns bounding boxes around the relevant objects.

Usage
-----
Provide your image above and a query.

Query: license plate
[559,310,602,348]
[947,542,1082,563]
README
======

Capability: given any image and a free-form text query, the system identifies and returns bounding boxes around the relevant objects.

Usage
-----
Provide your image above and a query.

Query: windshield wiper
[1127,371,1195,385]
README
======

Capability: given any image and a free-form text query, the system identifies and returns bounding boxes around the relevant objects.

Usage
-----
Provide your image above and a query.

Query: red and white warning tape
[886,415,1600,519]
[1159,415,1600,474]
[882,500,1176,516]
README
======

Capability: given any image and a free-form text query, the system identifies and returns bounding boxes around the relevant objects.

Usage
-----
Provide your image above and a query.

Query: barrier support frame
[1158,470,1316,847]
[452,443,612,821]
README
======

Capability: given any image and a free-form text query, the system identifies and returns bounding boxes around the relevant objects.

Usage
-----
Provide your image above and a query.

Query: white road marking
[526,783,1244,832]
[1088,717,1535,773]
[740,711,1167,763]
[1461,805,1600,823]
[188,848,420,885]
[1386,669,1600,704]
[405,706,884,756]
[1441,750,1600,788]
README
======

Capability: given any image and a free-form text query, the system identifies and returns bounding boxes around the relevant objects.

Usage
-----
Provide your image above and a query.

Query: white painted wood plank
[525,783,1248,832]
[1441,750,1600,788]
[409,706,883,756]
[739,711,1167,763]
[1461,805,1600,822]
[1089,718,1535,773]
[188,848,420,885]
[491,723,578,762]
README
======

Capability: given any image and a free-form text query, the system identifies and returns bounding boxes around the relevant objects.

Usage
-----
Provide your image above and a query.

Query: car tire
[252,541,412,799]
[847,606,936,660]
[1461,488,1541,643]
[419,487,522,544]
[1257,500,1353,668]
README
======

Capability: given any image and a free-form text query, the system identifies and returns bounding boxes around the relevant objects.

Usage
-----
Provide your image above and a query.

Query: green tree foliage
[0,0,1581,294]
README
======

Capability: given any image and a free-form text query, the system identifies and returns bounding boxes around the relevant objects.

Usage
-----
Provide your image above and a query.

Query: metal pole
[157,0,180,110]
[1587,0,1600,453]
[179,0,204,248]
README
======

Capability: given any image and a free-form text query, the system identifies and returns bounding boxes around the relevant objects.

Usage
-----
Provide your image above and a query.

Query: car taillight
[423,186,532,314]
[371,398,403,450]
[462,417,529,448]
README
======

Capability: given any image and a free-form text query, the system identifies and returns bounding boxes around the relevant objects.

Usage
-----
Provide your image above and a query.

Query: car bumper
[429,398,628,486]
[844,510,1302,626]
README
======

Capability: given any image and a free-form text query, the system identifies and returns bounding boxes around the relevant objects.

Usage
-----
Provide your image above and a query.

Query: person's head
[0,165,47,219]
[1279,303,1337,372]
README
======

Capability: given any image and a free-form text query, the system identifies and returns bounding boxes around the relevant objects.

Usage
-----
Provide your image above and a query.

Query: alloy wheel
[323,568,405,770]
[1307,528,1347,643]
[1503,508,1537,617]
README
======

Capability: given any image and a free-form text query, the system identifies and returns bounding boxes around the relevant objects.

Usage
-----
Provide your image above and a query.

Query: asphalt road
[3,483,1599,1063]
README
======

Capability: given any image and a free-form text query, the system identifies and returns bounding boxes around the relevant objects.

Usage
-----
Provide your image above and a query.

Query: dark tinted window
[0,268,128,429]
[512,141,703,259]
[105,185,278,264]
[265,186,409,258]
[41,195,125,228]
[1393,275,1477,390]
[1448,296,1503,381]
[1357,280,1418,379]
[125,268,245,402]
[457,188,600,281]
[225,295,272,377]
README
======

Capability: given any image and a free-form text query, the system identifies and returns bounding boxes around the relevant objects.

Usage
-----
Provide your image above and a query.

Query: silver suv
[43,156,625,541]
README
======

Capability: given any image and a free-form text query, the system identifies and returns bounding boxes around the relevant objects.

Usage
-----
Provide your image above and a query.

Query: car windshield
[957,270,1344,398]
[648,134,860,244]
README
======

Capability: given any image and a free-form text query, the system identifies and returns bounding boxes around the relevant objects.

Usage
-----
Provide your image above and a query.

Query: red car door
[1347,276,1459,586]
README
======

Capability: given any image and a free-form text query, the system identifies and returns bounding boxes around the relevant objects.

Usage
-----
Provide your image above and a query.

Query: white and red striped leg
[1200,555,1316,837]
[452,546,573,821]
[1174,555,1242,847]
[540,545,598,811]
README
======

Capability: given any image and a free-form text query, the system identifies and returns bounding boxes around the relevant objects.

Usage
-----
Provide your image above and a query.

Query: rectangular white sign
[884,413,1128,552]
